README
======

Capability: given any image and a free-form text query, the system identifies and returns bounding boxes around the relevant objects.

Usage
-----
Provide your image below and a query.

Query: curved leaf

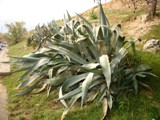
[62,73,88,91]
[99,55,111,89]
[81,72,94,107]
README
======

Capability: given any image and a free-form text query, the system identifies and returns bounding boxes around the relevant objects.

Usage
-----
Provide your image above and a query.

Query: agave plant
[6,2,157,120]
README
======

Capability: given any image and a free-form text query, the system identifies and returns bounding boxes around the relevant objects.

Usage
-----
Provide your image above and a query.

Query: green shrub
[89,11,98,20]
[7,3,157,120]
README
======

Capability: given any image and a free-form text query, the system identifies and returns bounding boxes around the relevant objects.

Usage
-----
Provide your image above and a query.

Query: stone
[143,39,160,53]
[141,14,150,23]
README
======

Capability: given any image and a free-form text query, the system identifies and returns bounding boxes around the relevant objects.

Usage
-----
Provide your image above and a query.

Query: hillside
[81,0,160,40]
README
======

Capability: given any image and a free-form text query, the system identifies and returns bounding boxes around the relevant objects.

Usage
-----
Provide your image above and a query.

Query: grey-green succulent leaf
[81,72,94,107]
[99,55,111,89]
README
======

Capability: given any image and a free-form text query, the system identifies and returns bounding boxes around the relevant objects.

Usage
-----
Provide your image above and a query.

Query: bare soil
[124,16,160,39]
[0,47,10,120]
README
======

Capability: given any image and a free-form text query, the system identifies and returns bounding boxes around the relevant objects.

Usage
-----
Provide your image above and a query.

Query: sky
[0,0,110,32]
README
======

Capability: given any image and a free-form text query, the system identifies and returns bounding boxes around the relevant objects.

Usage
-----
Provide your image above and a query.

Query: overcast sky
[0,0,110,32]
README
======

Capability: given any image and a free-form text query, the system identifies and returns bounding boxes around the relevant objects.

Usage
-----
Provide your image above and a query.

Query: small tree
[5,22,27,45]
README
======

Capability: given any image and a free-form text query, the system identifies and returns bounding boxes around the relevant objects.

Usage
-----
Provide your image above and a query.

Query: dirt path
[0,47,10,120]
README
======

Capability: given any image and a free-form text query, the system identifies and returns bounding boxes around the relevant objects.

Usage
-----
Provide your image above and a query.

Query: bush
[89,11,98,20]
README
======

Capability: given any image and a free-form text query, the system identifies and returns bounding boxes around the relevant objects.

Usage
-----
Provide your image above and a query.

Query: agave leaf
[99,2,110,28]
[97,84,107,103]
[81,72,94,107]
[47,85,52,97]
[133,77,138,94]
[111,48,127,73]
[135,73,147,78]
[112,30,118,49]
[9,55,39,62]
[77,41,93,61]
[101,97,108,120]
[76,37,86,43]
[57,42,74,50]
[59,87,68,108]
[57,66,68,75]
[36,47,50,54]
[66,10,72,21]
[48,68,53,79]
[59,87,82,100]
[82,25,96,43]
[24,52,49,58]
[75,24,86,36]
[112,24,122,45]
[53,34,64,41]
[117,24,122,35]
[67,20,75,33]
[94,26,103,41]
[136,64,152,72]
[49,20,60,32]
[126,40,136,53]
[18,73,40,88]
[48,64,69,75]
[68,93,81,109]
[62,73,88,91]
[76,13,93,29]
[138,81,152,91]
[99,55,111,89]
[61,109,69,120]
[48,45,87,64]
[47,59,68,66]
[106,91,113,109]
[17,64,37,81]
[64,24,72,34]
[18,57,49,81]
[85,38,100,62]
[138,72,158,78]
[36,83,48,93]
[86,91,99,102]
[81,63,100,70]
[99,2,110,51]
[115,36,125,54]
[44,76,66,86]
[15,80,40,96]
[90,79,104,88]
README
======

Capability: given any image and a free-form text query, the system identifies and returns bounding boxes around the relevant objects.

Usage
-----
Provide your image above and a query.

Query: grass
[142,24,160,40]
[100,7,146,25]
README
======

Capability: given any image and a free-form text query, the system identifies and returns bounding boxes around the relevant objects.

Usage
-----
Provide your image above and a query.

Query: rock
[143,39,160,53]
[141,14,150,23]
